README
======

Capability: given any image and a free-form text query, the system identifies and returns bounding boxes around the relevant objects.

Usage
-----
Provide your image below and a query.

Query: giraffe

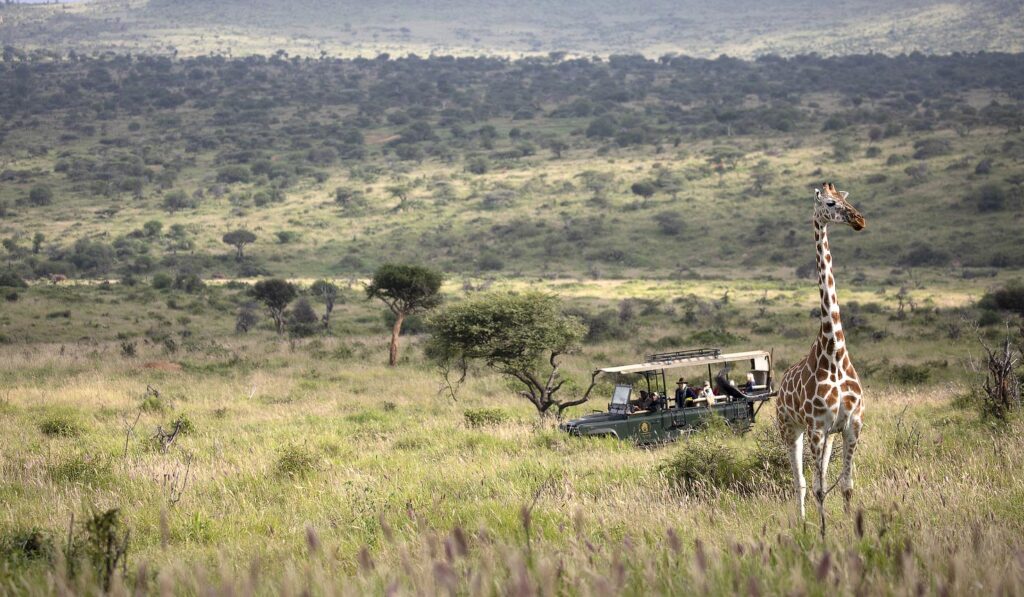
[776,182,866,536]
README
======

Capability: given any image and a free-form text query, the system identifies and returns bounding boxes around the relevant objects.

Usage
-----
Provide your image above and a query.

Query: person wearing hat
[674,377,699,408]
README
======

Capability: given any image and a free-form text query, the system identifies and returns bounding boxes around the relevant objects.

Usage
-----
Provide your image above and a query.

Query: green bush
[0,270,28,288]
[39,412,82,437]
[978,281,1024,316]
[689,328,746,346]
[274,444,319,478]
[658,421,790,498]
[0,527,54,566]
[464,408,510,428]
[140,392,167,413]
[48,454,112,485]
[152,272,173,290]
[170,413,196,435]
[887,364,931,385]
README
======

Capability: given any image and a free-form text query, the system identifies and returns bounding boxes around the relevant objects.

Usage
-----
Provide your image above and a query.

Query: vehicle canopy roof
[596,348,770,376]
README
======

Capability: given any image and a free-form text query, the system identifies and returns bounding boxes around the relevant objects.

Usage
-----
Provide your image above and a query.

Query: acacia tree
[427,291,595,417]
[253,278,297,335]
[222,229,256,261]
[310,279,339,330]
[366,264,443,366]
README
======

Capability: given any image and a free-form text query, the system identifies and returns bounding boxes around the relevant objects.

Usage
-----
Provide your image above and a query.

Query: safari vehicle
[559,348,775,443]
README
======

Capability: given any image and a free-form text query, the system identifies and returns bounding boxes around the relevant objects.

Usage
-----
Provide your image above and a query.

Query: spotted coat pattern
[776,182,865,521]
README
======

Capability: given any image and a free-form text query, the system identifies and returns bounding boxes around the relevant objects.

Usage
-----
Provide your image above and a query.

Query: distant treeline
[3,49,1023,146]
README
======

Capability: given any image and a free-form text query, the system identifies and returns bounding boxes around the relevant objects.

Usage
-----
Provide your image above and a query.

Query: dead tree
[154,420,183,453]
[979,326,1022,420]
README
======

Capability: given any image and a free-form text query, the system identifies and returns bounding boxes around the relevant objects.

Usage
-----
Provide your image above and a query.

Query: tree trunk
[388,311,405,366]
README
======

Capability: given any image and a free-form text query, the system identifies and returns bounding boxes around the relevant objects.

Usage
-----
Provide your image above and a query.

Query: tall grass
[1,291,1022,593]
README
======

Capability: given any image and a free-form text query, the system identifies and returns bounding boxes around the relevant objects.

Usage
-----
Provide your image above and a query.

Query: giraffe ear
[839,191,849,200]
[814,188,822,200]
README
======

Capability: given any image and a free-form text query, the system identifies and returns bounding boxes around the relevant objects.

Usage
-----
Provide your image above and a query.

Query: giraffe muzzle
[849,214,866,231]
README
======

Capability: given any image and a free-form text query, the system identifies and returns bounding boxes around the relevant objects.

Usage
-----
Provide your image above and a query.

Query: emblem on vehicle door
[640,421,650,433]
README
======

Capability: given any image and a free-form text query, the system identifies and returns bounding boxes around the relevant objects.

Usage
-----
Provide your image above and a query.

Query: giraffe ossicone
[776,182,865,535]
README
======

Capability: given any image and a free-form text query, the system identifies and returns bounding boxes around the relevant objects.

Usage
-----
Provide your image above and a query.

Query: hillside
[1,51,1023,283]
[0,0,1022,58]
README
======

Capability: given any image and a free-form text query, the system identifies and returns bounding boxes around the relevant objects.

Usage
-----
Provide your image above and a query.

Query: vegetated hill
[0,0,1022,58]
[0,50,1022,282]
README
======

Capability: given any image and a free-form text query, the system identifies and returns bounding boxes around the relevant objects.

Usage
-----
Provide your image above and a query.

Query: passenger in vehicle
[714,367,733,396]
[631,390,650,412]
[700,381,714,399]
[675,378,699,408]
[743,372,756,393]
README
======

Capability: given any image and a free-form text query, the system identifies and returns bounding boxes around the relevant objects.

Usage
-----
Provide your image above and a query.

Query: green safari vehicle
[559,348,775,443]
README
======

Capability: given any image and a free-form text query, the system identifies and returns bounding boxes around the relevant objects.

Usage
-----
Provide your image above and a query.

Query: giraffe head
[814,182,865,231]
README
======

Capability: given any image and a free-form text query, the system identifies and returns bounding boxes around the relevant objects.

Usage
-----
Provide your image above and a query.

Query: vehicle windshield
[609,385,631,413]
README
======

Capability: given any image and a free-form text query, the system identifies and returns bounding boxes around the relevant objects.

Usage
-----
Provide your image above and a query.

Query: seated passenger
[743,372,756,393]
[631,390,650,411]
[674,378,699,408]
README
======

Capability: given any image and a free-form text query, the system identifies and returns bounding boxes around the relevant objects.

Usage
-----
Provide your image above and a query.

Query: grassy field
[1,272,1022,593]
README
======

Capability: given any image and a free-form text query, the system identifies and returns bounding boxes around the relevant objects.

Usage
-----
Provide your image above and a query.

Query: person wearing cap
[674,377,699,408]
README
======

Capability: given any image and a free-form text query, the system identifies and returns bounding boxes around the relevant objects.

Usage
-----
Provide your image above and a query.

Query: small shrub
[565,308,632,343]
[39,412,82,437]
[464,408,510,428]
[140,392,167,413]
[48,454,112,485]
[120,340,137,358]
[899,243,950,268]
[151,272,174,289]
[970,184,1010,213]
[659,433,747,496]
[274,444,319,478]
[170,413,196,435]
[173,273,205,293]
[887,364,931,385]
[4,291,18,302]
[0,527,54,565]
[235,307,259,333]
[689,328,746,346]
[0,270,28,288]
[892,408,923,458]
[978,281,1024,316]
[287,298,320,338]
[67,508,130,591]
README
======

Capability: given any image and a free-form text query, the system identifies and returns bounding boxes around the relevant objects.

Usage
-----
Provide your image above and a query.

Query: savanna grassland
[2,271,1023,594]
[2,10,1024,594]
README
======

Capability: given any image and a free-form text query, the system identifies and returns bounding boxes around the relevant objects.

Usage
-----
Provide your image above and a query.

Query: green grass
[0,274,1021,592]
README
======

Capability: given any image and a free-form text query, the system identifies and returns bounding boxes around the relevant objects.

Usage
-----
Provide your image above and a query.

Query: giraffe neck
[814,219,845,353]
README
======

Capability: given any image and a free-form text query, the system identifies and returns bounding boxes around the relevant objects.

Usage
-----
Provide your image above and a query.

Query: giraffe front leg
[840,420,861,513]
[807,430,828,538]
[785,428,807,520]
